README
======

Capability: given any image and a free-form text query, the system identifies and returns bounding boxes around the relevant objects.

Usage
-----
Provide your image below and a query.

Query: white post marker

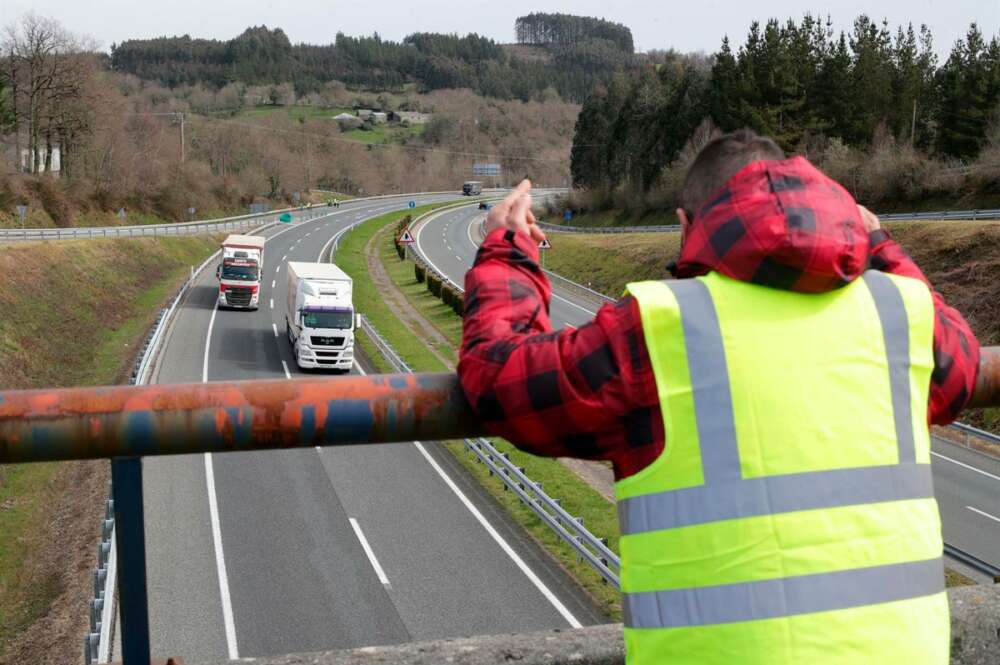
[538,237,551,268]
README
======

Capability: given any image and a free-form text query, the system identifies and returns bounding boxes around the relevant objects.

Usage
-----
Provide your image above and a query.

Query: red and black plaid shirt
[458,160,981,481]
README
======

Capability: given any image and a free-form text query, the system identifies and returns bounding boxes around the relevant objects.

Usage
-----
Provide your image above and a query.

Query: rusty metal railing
[0,348,998,664]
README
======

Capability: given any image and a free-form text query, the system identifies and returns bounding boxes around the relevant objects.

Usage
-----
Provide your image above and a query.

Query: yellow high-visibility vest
[619,270,947,664]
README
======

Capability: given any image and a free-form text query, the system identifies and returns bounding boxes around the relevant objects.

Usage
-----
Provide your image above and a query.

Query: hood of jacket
[671,156,868,293]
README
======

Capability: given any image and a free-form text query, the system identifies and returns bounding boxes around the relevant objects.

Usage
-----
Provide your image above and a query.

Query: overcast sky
[7,0,1000,59]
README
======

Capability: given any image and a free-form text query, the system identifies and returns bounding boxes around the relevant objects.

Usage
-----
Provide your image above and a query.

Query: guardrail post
[111,457,151,665]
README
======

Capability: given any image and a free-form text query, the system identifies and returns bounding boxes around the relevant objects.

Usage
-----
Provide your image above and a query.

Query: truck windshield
[302,309,353,329]
[222,263,259,281]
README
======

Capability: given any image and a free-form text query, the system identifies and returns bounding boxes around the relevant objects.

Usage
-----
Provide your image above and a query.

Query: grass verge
[0,235,222,660]
[338,206,622,618]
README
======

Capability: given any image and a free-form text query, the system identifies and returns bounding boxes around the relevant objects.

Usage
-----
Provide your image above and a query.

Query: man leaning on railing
[457,130,980,664]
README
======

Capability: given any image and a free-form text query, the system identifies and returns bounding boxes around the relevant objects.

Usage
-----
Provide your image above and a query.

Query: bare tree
[2,14,95,175]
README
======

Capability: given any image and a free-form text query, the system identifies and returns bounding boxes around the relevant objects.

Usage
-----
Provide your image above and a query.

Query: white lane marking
[353,357,577,622]
[411,440,582,628]
[274,265,280,276]
[202,304,218,383]
[272,323,279,338]
[204,453,239,660]
[200,302,238,659]
[967,505,1000,524]
[349,518,391,588]
[282,254,287,261]
[282,360,292,379]
[270,298,274,310]
[932,451,1000,482]
[272,279,276,289]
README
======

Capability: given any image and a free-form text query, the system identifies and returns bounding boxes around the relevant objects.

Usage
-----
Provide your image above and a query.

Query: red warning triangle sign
[538,238,551,249]
[399,229,415,244]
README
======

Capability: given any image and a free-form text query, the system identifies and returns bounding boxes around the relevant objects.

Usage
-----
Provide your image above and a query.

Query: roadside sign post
[118,208,127,221]
[538,237,551,268]
[16,205,27,230]
[187,206,196,220]
[399,228,415,261]
[408,200,416,209]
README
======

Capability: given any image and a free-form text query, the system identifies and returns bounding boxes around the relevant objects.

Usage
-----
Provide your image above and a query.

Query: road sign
[118,208,127,220]
[408,200,416,209]
[473,163,501,177]
[16,205,27,220]
[187,207,196,218]
[398,229,415,244]
[563,209,573,221]
[538,238,551,249]
[279,212,293,223]
[293,191,301,202]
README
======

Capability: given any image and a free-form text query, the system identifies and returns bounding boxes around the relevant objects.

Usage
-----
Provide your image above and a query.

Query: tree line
[109,19,637,103]
[572,16,1000,195]
[514,12,634,54]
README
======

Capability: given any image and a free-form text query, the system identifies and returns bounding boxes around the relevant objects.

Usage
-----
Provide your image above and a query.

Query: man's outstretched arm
[861,216,981,424]
[457,183,662,478]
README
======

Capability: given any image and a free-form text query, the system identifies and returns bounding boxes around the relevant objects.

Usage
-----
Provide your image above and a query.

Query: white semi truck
[285,262,358,371]
[217,234,265,309]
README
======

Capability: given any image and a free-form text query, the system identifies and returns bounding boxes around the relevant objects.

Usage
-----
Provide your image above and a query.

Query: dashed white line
[350,346,581,627]
[271,279,276,289]
[282,254,287,261]
[274,266,280,276]
[282,360,292,379]
[967,505,1000,524]
[272,323,279,337]
[932,451,1000,482]
[349,518,391,588]
[269,298,274,309]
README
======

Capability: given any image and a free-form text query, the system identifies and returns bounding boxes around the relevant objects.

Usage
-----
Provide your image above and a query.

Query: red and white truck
[217,234,265,309]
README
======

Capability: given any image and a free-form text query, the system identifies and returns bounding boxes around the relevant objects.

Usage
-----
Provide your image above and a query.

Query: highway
[414,202,1000,574]
[140,194,605,664]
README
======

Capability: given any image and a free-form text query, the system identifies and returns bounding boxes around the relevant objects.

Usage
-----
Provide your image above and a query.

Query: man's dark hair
[680,130,785,218]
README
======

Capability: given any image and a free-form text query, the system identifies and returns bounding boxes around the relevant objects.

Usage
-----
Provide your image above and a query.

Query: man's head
[677,130,785,237]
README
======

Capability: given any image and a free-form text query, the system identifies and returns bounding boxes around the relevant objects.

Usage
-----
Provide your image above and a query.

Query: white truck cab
[285,262,358,371]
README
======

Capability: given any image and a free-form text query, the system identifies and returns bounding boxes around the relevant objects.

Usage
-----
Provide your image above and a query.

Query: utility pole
[178,112,185,163]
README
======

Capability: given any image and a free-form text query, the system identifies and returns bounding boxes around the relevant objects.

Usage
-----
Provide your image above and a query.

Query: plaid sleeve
[458,228,663,479]
[869,230,981,424]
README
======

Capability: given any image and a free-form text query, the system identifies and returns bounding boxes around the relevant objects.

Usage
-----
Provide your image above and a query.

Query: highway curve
[414,202,1000,575]
[139,195,605,664]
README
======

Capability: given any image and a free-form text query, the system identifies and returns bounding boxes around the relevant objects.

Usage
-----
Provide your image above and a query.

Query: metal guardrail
[537,221,681,234]
[83,240,233,664]
[359,315,620,587]
[880,209,1000,221]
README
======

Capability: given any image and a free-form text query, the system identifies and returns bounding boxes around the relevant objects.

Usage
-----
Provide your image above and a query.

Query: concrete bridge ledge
[205,586,999,665]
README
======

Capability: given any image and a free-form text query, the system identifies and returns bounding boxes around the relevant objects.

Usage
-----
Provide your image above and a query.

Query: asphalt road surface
[140,194,606,664]
[414,202,1000,573]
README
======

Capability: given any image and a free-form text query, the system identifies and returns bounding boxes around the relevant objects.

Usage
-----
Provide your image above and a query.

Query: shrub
[427,273,442,297]
[414,263,426,282]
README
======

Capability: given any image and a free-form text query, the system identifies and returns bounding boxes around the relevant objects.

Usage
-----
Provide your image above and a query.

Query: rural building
[357,109,374,120]
[390,111,432,124]
[371,112,388,124]
[332,112,363,130]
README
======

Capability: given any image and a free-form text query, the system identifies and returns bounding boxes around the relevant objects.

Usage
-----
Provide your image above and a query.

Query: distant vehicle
[478,201,492,210]
[285,261,358,371]
[462,181,483,196]
[217,235,265,309]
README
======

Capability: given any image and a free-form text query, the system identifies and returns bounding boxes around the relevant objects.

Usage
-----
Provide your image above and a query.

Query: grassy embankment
[336,205,623,619]
[0,235,221,661]
[237,104,426,144]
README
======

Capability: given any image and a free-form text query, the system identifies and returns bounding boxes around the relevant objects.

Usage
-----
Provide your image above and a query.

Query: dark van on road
[462,181,483,195]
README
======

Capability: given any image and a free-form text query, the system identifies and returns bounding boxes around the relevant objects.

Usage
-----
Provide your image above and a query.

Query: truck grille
[225,288,253,307]
[311,336,345,346]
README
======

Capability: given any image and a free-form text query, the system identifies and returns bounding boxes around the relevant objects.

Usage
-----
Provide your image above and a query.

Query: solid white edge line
[202,304,218,383]
[354,307,578,627]
[282,360,292,379]
[411,440,582,628]
[204,453,239,659]
[201,301,238,659]
[967,505,1000,523]
[272,323,279,337]
[931,451,1000,482]
[349,518,391,587]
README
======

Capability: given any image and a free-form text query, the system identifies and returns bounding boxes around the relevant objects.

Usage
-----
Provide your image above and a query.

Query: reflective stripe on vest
[621,272,943,630]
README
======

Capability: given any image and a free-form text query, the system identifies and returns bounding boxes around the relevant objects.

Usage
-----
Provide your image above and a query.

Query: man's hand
[483,179,547,244]
[857,205,881,232]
